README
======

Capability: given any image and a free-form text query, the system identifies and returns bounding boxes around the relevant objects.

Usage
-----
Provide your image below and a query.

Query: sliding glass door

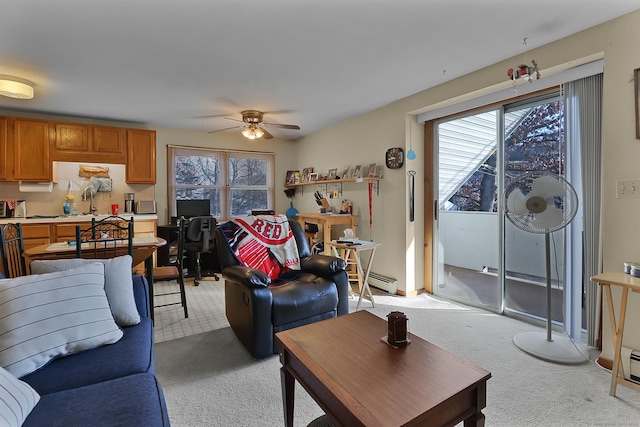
[434,93,569,323]
[434,109,501,310]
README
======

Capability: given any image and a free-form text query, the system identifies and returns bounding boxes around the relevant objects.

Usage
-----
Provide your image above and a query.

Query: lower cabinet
[0,219,158,277]
[21,224,52,250]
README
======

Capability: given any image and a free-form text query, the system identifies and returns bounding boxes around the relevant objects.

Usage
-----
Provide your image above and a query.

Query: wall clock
[385,147,404,169]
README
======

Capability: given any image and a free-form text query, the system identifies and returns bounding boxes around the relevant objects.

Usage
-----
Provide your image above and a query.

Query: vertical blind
[564,73,603,346]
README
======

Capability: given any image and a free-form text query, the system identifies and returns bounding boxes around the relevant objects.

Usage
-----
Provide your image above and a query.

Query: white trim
[416,54,604,123]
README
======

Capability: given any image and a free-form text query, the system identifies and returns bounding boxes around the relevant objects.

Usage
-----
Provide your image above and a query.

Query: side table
[328,239,380,310]
[591,271,640,396]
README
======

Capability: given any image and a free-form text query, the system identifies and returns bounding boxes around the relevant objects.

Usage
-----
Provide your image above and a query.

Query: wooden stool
[331,246,360,298]
[305,231,317,248]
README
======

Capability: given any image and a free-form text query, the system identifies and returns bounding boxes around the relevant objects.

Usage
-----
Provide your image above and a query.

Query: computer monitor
[176,199,211,219]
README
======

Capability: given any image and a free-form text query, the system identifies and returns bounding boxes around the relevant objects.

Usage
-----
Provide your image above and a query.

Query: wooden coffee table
[276,311,491,427]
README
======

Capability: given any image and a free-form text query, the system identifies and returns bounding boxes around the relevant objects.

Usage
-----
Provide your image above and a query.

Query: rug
[155,294,640,426]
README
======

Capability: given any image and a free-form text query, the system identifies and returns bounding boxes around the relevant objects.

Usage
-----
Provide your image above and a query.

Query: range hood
[18,182,54,193]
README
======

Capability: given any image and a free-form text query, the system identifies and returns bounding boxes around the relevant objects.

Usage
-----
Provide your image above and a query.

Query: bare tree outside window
[169,147,273,219]
[228,157,269,216]
[447,101,564,212]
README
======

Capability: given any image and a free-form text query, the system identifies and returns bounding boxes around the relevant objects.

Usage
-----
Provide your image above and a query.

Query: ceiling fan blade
[262,129,274,139]
[224,117,244,123]
[263,122,300,130]
[207,125,241,134]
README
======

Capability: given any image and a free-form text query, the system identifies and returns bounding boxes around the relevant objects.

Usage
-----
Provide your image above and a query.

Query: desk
[276,310,491,427]
[591,271,640,396]
[328,239,380,310]
[296,213,359,255]
[24,237,166,321]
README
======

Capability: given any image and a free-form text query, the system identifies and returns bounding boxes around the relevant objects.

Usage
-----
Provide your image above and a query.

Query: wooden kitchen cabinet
[133,219,157,273]
[13,118,52,181]
[126,129,156,184]
[54,122,89,152]
[0,117,7,180]
[52,222,84,243]
[52,123,126,164]
[21,224,51,250]
[92,125,125,161]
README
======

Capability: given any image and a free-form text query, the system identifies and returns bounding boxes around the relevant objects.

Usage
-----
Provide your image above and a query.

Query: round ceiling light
[0,79,34,99]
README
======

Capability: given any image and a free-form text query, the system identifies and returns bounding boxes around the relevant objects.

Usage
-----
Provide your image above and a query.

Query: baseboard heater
[368,272,398,294]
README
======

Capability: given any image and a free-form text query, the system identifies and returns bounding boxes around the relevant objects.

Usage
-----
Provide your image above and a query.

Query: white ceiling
[1,0,638,140]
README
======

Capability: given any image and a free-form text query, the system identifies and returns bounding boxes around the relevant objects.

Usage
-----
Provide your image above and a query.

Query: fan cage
[503,171,578,234]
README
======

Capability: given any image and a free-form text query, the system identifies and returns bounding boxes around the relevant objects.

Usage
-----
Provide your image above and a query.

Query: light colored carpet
[155,286,640,426]
[153,277,229,343]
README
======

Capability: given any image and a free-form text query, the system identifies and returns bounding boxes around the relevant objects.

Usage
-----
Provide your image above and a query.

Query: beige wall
[293,9,640,356]
[3,9,640,354]
[153,126,297,223]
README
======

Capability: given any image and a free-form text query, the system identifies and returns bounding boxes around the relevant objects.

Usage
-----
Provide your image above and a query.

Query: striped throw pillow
[0,366,39,427]
[0,263,123,378]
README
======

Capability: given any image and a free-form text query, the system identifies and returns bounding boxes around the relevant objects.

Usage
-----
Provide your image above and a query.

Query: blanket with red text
[219,215,300,280]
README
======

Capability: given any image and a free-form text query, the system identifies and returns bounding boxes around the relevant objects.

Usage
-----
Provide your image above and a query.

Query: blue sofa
[19,275,170,426]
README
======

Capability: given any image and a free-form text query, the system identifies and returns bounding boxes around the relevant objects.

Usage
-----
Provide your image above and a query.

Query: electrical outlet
[103,193,112,201]
[616,180,640,198]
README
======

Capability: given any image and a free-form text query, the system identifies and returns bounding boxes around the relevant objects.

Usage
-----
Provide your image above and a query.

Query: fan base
[513,331,588,365]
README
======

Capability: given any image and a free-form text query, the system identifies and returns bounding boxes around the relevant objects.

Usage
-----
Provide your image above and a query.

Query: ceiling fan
[208,110,300,140]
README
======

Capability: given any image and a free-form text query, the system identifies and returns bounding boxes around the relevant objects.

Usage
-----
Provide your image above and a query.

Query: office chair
[251,209,275,215]
[184,216,218,285]
[152,216,188,318]
[76,216,134,259]
[0,223,27,278]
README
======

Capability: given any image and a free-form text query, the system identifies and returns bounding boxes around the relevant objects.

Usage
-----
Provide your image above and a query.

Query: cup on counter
[111,204,119,215]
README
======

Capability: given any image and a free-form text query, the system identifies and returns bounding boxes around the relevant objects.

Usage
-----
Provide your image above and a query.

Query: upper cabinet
[0,115,156,184]
[54,122,89,152]
[126,129,156,184]
[13,118,52,182]
[93,125,125,158]
[0,117,7,180]
[52,123,126,164]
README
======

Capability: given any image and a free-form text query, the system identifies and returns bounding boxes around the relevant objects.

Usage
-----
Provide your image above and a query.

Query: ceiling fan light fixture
[242,125,264,140]
[0,78,34,99]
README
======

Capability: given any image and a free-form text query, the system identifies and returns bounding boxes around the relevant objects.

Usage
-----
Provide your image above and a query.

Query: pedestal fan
[503,171,588,364]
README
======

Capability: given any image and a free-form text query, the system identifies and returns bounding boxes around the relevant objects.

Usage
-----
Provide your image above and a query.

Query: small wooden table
[328,239,380,310]
[591,271,640,396]
[296,213,359,255]
[24,237,166,321]
[276,311,491,427]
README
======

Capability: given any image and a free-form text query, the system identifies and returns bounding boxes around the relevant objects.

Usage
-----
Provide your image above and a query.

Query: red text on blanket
[251,218,283,240]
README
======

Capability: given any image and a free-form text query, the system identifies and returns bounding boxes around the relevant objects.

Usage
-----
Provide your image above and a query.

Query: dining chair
[0,223,27,278]
[75,215,134,259]
[152,216,188,318]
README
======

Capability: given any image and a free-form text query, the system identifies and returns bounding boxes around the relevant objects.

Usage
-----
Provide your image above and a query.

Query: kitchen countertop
[0,214,158,225]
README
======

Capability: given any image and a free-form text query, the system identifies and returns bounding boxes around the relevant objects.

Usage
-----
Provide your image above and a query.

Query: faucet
[82,187,97,216]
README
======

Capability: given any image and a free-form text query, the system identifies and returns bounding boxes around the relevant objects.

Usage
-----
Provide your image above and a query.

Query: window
[168,146,274,220]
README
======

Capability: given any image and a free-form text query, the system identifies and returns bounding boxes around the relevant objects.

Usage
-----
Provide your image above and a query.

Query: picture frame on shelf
[352,165,362,178]
[367,163,376,178]
[635,67,640,139]
[328,168,338,180]
[341,166,350,179]
[301,167,314,183]
[286,170,298,185]
[375,165,384,178]
[309,172,319,182]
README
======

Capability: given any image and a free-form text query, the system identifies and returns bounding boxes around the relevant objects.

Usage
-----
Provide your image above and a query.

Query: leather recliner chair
[215,219,349,359]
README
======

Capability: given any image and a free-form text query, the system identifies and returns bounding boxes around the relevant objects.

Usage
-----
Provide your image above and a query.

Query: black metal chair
[152,216,188,318]
[0,223,27,278]
[75,216,134,259]
[184,216,218,285]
